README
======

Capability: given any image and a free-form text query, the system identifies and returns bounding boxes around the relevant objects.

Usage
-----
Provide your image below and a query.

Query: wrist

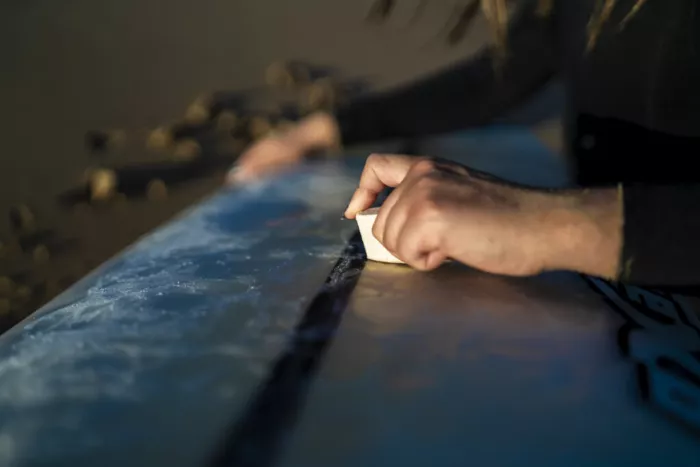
[535,187,623,278]
[289,112,341,151]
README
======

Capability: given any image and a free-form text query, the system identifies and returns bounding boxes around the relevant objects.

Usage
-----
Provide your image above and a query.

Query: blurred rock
[172,139,202,161]
[14,286,31,302]
[0,298,10,316]
[146,179,168,201]
[147,127,174,151]
[184,95,213,125]
[0,276,15,296]
[249,116,273,140]
[216,111,239,132]
[265,61,311,89]
[89,168,118,202]
[9,204,36,234]
[301,77,340,113]
[32,245,50,264]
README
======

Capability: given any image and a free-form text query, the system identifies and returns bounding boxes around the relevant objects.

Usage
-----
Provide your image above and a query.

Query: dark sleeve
[621,184,700,285]
[336,2,559,145]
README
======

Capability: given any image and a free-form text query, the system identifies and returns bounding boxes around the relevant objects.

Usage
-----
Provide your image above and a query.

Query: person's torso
[554,0,700,185]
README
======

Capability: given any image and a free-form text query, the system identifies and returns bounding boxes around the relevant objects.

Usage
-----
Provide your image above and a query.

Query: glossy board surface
[0,129,698,466]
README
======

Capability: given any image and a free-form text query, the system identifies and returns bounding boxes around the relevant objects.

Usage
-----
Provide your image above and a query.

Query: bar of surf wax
[355,207,405,264]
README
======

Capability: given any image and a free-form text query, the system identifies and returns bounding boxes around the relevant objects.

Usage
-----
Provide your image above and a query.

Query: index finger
[344,154,415,218]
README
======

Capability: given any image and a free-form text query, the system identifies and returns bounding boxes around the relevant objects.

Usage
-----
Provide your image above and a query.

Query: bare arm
[229,1,560,183]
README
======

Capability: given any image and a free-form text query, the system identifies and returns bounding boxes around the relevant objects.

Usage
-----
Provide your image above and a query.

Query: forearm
[533,186,623,279]
[539,183,700,285]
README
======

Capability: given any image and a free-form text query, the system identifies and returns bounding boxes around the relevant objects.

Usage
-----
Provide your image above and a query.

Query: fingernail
[345,198,358,217]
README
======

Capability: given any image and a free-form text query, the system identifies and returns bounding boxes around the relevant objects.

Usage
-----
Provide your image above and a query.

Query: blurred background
[0,0,562,333]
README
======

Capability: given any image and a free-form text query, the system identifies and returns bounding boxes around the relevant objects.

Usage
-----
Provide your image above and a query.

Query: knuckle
[414,174,437,190]
[413,179,440,203]
[412,158,437,174]
[366,153,385,166]
[395,240,414,262]
[414,196,441,219]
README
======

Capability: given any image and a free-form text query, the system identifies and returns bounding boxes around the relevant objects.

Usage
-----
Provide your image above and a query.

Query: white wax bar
[355,208,406,264]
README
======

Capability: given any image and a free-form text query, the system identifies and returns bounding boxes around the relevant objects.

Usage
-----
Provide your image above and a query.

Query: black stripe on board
[206,231,367,467]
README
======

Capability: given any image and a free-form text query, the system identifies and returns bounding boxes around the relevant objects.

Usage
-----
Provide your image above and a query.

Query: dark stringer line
[206,231,367,467]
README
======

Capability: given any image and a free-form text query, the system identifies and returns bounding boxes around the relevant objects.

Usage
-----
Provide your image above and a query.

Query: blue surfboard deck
[0,128,698,467]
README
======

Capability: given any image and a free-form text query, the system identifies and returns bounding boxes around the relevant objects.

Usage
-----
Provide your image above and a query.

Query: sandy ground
[0,0,562,333]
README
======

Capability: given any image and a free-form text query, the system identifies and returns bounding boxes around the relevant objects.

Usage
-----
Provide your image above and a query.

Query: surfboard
[0,128,697,467]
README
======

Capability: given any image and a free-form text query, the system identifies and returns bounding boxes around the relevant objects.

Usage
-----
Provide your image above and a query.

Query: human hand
[345,154,622,277]
[226,112,340,184]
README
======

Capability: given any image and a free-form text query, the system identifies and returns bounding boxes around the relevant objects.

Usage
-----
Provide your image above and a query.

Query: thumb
[344,154,414,218]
